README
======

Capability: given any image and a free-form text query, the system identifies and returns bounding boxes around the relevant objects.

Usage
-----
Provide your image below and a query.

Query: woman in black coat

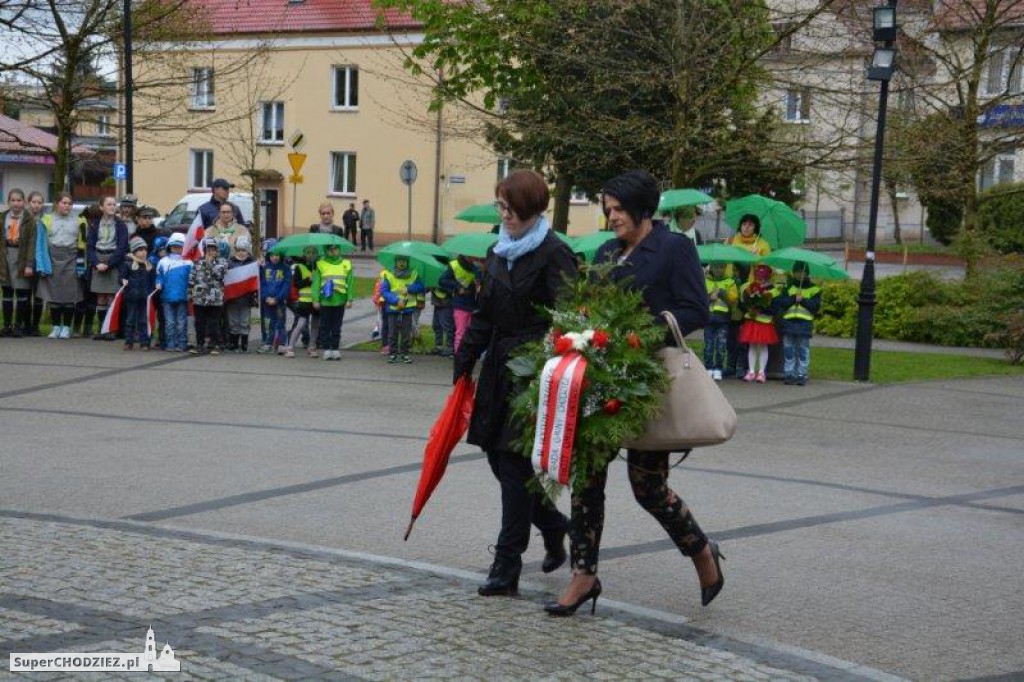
[545,170,722,617]
[454,169,578,597]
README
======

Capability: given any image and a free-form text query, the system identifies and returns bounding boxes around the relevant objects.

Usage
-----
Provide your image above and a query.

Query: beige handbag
[623,311,737,451]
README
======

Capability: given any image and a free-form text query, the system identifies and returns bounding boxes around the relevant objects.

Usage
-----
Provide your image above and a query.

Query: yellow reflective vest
[294,263,314,303]
[705,277,737,316]
[381,269,423,313]
[782,285,821,321]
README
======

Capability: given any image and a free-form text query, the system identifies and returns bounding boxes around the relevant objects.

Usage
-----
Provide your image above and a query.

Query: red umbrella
[403,375,476,541]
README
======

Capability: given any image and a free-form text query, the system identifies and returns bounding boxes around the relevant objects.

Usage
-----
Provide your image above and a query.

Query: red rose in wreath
[592,329,609,349]
[554,336,574,355]
[603,398,623,415]
[626,332,642,349]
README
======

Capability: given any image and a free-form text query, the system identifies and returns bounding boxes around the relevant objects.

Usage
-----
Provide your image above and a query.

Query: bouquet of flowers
[507,265,670,497]
[744,281,774,311]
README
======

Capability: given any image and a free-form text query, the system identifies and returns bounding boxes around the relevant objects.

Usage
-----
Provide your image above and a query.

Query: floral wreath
[507,264,669,496]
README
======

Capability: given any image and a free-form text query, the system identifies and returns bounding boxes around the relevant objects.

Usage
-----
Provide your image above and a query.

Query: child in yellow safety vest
[738,264,781,383]
[775,261,822,386]
[379,255,426,364]
[283,246,318,358]
[704,262,738,382]
[312,242,354,361]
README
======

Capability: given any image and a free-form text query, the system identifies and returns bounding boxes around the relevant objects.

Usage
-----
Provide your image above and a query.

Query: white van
[155,192,254,232]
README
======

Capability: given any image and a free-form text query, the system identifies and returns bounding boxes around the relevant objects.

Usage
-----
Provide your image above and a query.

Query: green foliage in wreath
[507,264,670,497]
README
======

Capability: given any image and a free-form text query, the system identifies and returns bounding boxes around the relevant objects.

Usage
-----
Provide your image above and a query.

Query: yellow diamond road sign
[287,152,307,175]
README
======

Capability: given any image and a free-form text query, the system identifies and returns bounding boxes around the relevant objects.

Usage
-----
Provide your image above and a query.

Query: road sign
[288,174,304,184]
[400,159,418,186]
[113,163,127,180]
[288,130,306,151]
[287,152,307,176]
[448,174,466,184]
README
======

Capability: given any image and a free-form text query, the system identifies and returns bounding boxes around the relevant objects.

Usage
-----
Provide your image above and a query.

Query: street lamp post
[123,0,133,194]
[853,1,898,382]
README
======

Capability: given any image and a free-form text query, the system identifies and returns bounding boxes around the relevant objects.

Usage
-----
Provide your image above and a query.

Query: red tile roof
[0,115,71,155]
[193,0,420,35]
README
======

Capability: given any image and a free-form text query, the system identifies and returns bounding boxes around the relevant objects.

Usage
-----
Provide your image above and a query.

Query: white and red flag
[224,261,260,301]
[182,212,205,261]
[100,284,127,335]
[145,290,159,339]
[531,352,588,486]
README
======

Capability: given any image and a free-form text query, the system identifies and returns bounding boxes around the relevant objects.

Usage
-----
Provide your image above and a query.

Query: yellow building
[133,0,603,242]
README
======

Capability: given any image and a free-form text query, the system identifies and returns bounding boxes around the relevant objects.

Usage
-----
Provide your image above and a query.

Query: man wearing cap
[134,206,163,250]
[199,178,244,229]
[120,195,139,236]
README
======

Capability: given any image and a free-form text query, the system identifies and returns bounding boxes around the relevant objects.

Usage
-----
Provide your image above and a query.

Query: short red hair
[496,169,549,220]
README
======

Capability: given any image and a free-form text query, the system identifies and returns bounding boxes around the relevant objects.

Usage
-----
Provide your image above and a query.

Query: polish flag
[182,212,205,261]
[224,261,260,301]
[100,284,127,335]
[146,290,159,339]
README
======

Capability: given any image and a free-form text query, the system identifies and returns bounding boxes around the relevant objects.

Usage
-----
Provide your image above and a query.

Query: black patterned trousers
[569,449,708,574]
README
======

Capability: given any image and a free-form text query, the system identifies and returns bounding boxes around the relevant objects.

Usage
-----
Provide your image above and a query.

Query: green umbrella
[724,195,806,250]
[658,189,714,213]
[454,203,501,224]
[268,232,355,258]
[571,231,617,263]
[760,247,849,280]
[442,233,497,259]
[697,243,760,265]
[377,241,449,288]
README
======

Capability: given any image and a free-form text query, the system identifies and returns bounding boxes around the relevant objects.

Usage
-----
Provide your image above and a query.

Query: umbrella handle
[403,516,416,542]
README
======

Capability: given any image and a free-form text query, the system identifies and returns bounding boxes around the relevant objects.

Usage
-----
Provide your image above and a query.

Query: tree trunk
[887,185,902,245]
[551,174,572,233]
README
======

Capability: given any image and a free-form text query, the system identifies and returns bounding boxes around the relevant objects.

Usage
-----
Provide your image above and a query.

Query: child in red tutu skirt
[738,264,779,383]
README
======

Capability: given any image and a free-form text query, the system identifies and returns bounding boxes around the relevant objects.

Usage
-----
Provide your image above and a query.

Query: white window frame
[979,149,1016,191]
[329,151,357,196]
[784,87,811,123]
[984,47,1024,96]
[190,67,215,109]
[332,66,359,110]
[497,158,514,182]
[259,101,285,144]
[570,187,588,204]
[96,114,111,136]
[189,149,214,190]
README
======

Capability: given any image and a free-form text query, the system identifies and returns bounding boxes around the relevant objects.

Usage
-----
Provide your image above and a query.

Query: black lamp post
[853,1,898,382]
[123,0,133,194]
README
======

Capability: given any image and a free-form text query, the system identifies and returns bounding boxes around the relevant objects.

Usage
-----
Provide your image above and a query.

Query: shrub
[978,183,1024,254]
[923,197,963,246]
[985,310,1024,364]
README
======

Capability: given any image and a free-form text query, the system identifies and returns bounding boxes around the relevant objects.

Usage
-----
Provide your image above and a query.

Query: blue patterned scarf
[493,215,549,270]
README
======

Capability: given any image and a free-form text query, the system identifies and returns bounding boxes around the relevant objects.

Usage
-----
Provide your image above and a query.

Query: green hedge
[978,183,1024,254]
[814,261,1024,348]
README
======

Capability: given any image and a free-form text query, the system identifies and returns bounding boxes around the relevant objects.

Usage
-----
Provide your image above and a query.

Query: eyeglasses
[493,201,513,215]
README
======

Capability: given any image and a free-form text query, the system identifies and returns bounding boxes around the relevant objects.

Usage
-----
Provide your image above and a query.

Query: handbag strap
[659,310,688,350]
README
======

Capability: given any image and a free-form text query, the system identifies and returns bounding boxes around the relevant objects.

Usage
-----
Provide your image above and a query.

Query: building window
[985,48,1023,96]
[570,187,588,204]
[191,67,215,108]
[979,149,1016,191]
[260,101,284,143]
[96,114,111,136]
[497,158,515,182]
[784,88,810,122]
[330,152,357,194]
[190,149,214,189]
[333,66,359,109]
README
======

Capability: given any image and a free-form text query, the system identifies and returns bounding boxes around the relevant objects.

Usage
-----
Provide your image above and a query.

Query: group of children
[703,259,822,386]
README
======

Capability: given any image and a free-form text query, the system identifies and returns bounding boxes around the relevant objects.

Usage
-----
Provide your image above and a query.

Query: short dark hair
[601,170,660,227]
[7,188,24,201]
[496,169,549,220]
[739,213,761,235]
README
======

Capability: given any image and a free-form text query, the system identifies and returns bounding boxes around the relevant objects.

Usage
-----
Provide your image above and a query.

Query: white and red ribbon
[531,352,588,486]
[145,290,158,339]
[100,284,127,335]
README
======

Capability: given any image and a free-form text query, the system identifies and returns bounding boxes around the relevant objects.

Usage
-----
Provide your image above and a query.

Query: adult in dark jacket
[454,169,577,597]
[198,179,244,228]
[545,170,722,617]
[0,188,38,336]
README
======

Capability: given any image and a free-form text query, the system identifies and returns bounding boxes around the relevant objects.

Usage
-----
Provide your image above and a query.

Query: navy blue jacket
[438,259,482,311]
[260,259,291,304]
[86,218,130,270]
[119,259,156,301]
[775,280,822,338]
[594,221,709,340]
[199,195,244,229]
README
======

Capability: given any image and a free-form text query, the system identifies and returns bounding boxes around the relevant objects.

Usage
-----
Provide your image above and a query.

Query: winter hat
[167,233,186,248]
[235,235,252,253]
[203,237,219,250]
[129,236,147,253]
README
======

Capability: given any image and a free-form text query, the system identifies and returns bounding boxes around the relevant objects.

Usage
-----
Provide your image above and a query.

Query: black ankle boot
[542,527,568,574]
[477,557,521,596]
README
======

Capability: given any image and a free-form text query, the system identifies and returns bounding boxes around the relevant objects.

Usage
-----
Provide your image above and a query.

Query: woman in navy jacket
[545,170,723,617]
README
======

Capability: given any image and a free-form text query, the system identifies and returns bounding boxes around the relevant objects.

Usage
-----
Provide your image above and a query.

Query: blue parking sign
[113,163,127,180]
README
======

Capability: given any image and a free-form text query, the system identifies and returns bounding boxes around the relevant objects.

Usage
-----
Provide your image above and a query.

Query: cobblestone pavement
[1,514,889,681]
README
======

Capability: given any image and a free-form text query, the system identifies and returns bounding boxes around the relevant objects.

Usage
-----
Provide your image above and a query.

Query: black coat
[455,231,578,452]
[594,222,709,338]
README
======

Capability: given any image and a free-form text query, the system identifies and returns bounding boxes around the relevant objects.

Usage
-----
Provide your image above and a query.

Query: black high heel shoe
[544,577,602,617]
[700,541,725,607]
